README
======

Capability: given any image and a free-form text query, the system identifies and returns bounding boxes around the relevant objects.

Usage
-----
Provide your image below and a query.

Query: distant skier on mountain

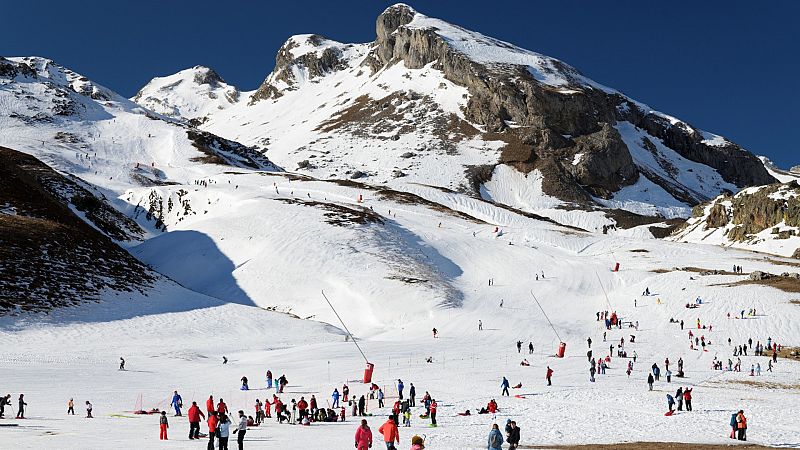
[119,357,125,371]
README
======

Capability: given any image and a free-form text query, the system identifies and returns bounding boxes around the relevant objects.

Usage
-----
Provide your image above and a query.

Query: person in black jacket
[506,420,521,449]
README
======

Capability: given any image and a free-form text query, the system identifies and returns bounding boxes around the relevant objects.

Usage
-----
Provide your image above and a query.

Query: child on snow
[159,411,169,440]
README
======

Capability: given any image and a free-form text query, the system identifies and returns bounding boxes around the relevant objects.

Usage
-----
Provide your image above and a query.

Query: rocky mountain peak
[191,65,225,86]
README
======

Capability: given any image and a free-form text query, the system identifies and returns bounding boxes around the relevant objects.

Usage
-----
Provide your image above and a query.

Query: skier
[16,394,26,418]
[409,383,416,407]
[429,399,438,427]
[0,395,9,418]
[68,398,74,415]
[159,411,169,440]
[501,377,510,396]
[119,357,125,371]
[488,423,503,450]
[188,401,205,440]
[397,379,404,400]
[647,373,654,391]
[355,419,373,450]
[546,366,554,386]
[235,410,247,450]
[378,416,400,450]
[332,389,341,408]
[171,390,183,416]
[86,401,93,418]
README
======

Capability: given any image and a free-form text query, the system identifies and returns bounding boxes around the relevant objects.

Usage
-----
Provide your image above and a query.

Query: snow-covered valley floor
[2,171,800,449]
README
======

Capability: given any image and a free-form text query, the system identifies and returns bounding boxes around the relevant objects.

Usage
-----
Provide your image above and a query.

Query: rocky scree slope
[0,147,155,313]
[671,181,800,258]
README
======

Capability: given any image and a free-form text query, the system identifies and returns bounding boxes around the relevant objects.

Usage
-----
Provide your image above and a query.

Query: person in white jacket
[235,410,248,450]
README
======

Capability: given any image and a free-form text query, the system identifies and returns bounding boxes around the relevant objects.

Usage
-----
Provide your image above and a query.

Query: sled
[419,414,429,419]
[665,410,674,416]
[513,395,526,399]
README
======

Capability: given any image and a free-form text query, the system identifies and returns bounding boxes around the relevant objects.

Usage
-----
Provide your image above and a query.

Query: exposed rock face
[705,203,730,228]
[365,4,774,199]
[251,35,349,103]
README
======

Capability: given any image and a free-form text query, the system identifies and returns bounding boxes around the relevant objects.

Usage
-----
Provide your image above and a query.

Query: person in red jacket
[546,366,554,386]
[206,395,215,416]
[188,401,205,440]
[378,416,400,450]
[264,397,272,418]
[683,388,693,411]
[355,419,373,450]
[217,398,229,415]
[297,397,309,422]
[429,400,438,427]
[207,411,219,450]
[487,399,498,414]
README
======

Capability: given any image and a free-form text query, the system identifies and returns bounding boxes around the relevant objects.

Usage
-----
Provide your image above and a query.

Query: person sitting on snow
[520,359,530,366]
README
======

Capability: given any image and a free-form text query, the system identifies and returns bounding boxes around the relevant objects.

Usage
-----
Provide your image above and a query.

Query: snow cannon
[556,342,567,358]
[363,362,375,383]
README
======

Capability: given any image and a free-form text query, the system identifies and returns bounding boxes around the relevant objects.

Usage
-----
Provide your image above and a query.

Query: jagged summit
[132,4,776,233]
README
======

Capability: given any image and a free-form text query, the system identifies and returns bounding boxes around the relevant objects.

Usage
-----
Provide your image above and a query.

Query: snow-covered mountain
[133,4,775,233]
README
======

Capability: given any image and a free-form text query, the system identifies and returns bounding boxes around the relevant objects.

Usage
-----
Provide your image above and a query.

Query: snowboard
[665,410,674,416]
[513,395,526,399]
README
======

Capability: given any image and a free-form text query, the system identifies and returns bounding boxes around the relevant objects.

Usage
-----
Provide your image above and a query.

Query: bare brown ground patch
[717,277,800,293]
[722,379,800,390]
[650,267,737,275]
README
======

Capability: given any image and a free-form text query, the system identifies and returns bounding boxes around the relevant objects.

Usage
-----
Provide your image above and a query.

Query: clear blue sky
[4,1,799,166]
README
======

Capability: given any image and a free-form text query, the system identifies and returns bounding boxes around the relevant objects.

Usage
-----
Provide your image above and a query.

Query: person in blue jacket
[332,389,340,408]
[397,379,404,400]
[501,377,510,396]
[171,391,183,416]
[488,423,503,450]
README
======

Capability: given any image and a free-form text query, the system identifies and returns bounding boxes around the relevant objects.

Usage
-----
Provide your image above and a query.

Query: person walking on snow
[188,401,205,440]
[85,401,93,418]
[675,387,683,411]
[587,337,592,349]
[377,388,385,408]
[159,411,169,440]
[355,419,373,450]
[488,423,503,450]
[378,416,400,450]
[666,394,675,413]
[397,379,404,400]
[266,370,273,389]
[119,357,125,371]
[409,383,416,407]
[479,320,483,331]
[506,420,521,449]
[332,389,341,408]
[647,373,654,391]
[15,394,26,419]
[516,341,522,353]
[528,342,534,354]
[501,377,510,396]
[429,399,438,427]
[736,410,747,441]
[546,366,554,386]
[171,390,183,416]
[68,398,74,415]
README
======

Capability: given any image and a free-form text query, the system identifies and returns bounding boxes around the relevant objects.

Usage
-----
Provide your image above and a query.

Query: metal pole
[321,290,369,363]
